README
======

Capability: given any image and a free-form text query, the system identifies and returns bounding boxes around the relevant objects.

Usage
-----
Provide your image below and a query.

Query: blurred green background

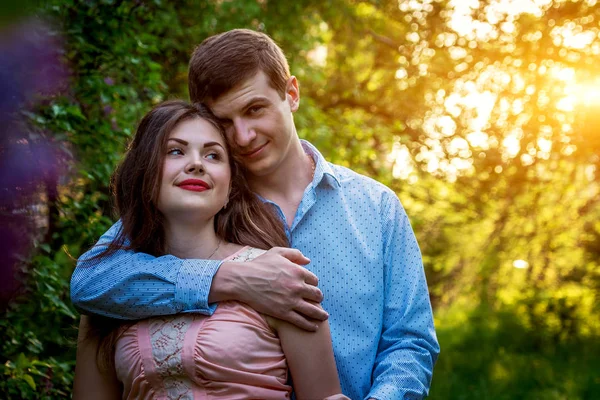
[1,0,599,398]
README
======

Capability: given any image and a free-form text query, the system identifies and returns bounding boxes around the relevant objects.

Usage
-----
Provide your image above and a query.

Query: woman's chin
[161,206,220,225]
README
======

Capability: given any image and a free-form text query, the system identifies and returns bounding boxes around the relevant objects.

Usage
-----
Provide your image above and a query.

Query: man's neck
[249,140,313,199]
[164,218,221,259]
[248,140,314,226]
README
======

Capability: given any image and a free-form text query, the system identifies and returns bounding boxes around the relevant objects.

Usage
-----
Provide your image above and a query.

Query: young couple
[71,29,439,399]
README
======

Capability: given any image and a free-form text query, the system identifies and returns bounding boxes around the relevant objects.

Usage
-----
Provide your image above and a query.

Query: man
[72,29,439,399]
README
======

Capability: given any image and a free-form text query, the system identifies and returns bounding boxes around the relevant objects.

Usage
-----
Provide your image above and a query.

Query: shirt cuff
[175,259,222,315]
[367,384,426,400]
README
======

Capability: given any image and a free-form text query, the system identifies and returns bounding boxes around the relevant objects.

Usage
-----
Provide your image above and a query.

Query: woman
[72,101,345,399]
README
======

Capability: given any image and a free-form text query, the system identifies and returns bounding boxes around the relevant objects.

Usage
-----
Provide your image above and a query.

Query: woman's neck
[163,218,221,260]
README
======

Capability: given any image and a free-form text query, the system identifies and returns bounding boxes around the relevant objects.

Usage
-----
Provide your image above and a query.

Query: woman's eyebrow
[168,138,188,145]
[203,141,225,149]
[167,138,224,149]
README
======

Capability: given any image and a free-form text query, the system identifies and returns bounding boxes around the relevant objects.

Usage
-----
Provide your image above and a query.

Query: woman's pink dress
[114,247,292,399]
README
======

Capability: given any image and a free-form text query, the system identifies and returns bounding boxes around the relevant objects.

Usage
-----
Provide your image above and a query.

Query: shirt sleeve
[367,192,440,400]
[70,221,221,320]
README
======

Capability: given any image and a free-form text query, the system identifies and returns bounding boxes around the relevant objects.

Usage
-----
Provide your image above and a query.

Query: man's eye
[248,105,263,114]
[223,124,235,138]
[219,119,233,128]
[167,148,183,155]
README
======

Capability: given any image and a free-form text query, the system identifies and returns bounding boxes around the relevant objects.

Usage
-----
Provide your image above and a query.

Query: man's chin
[244,160,276,179]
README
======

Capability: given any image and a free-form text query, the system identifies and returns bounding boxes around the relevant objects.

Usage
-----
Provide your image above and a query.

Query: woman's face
[157,117,231,224]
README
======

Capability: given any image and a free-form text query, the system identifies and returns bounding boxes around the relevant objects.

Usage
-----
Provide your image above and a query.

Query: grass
[428,309,600,400]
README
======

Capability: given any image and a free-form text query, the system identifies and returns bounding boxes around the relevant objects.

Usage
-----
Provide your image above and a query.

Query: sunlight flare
[513,259,529,269]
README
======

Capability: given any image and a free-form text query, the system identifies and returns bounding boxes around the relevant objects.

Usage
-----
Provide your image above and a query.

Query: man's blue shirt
[72,141,439,400]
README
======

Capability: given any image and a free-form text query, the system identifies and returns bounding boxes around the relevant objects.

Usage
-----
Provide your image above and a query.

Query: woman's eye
[206,152,220,160]
[167,148,183,156]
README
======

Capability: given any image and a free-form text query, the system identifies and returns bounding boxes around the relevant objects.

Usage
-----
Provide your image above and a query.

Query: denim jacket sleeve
[70,221,221,319]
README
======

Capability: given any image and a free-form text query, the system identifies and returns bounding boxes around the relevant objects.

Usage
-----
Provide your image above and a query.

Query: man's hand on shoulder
[210,247,328,331]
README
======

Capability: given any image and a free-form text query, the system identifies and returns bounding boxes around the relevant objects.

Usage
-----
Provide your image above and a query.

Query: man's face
[208,71,299,178]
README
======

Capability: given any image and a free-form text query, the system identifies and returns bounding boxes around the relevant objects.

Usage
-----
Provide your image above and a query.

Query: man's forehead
[209,73,274,116]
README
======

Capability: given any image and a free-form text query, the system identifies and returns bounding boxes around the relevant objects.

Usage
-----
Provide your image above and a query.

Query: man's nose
[233,119,257,148]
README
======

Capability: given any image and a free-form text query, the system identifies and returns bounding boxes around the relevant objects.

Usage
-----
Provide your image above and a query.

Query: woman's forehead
[169,118,226,146]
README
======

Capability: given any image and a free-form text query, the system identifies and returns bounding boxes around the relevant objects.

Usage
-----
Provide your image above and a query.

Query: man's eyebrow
[216,116,232,124]
[242,96,270,109]
[212,96,271,120]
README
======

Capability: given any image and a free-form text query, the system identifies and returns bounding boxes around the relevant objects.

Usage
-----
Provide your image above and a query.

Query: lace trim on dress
[147,247,266,399]
[148,315,196,399]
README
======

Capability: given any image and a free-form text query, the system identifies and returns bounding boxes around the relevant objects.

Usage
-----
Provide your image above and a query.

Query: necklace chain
[207,238,222,259]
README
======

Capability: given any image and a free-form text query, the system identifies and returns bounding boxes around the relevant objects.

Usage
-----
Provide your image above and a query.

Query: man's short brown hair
[188,29,290,103]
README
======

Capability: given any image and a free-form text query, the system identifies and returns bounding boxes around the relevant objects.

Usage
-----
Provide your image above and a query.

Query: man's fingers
[295,301,329,322]
[300,282,323,303]
[303,269,319,287]
[284,311,320,332]
[239,248,327,332]
[272,247,311,265]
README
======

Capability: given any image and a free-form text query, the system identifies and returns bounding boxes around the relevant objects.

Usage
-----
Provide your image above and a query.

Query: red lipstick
[177,179,210,192]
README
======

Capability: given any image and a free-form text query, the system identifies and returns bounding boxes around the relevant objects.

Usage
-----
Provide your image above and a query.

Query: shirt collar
[301,140,341,189]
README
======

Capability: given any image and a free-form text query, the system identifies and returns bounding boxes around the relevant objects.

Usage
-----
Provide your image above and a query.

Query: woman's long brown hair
[84,100,288,371]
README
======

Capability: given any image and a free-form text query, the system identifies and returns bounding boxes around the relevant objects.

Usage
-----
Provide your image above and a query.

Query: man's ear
[286,76,300,112]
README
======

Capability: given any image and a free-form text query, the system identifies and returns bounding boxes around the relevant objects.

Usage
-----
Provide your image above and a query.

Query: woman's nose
[186,157,204,173]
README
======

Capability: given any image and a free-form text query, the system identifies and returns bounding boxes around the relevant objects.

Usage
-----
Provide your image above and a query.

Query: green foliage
[431,306,600,399]
[2,0,177,397]
[0,249,76,398]
[2,0,599,398]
